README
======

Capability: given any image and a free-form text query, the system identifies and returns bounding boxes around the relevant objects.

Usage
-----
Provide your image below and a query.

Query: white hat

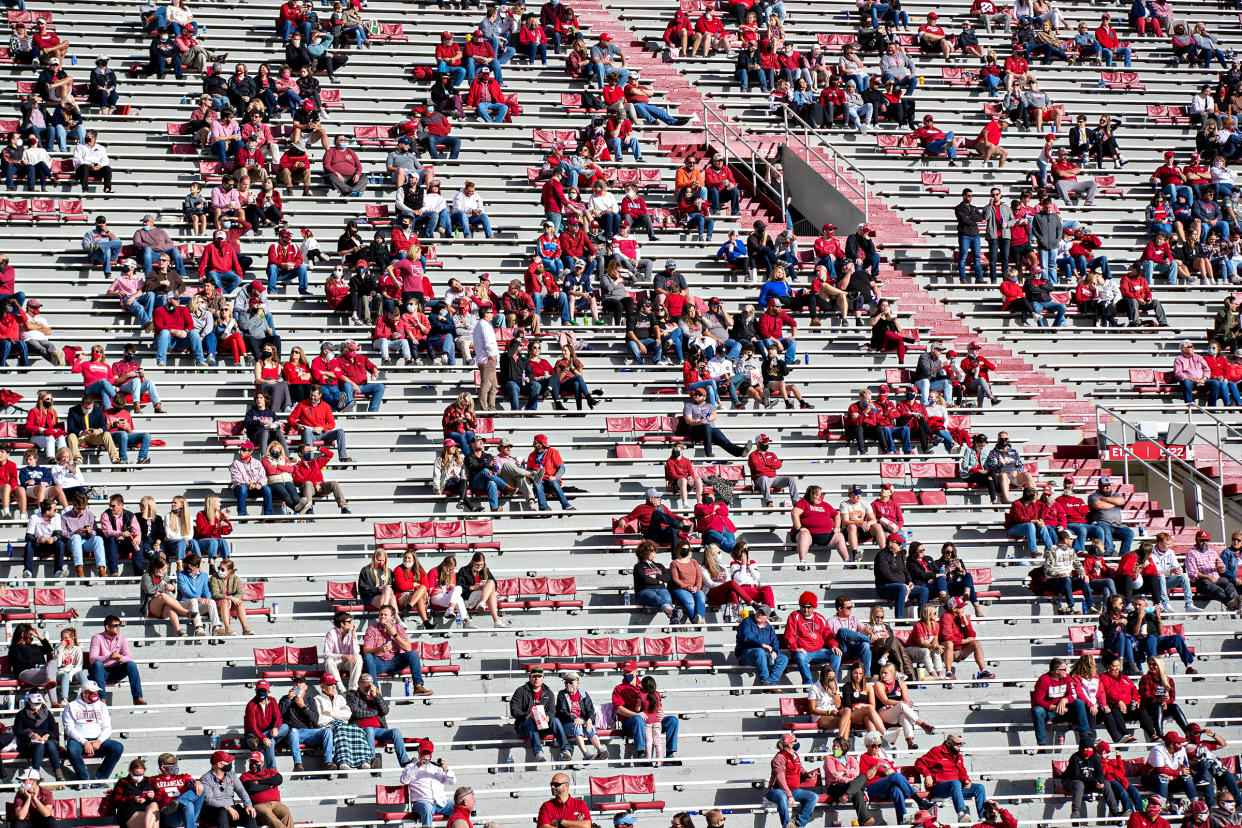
[17,768,39,781]
[82,680,101,693]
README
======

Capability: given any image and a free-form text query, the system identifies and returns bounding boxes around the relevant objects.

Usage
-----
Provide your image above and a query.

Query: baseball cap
[1165,151,1176,158]
[755,433,771,443]
[255,679,270,690]
[1099,475,1112,485]
[24,693,43,707]
[848,484,862,496]
[17,768,39,781]
[48,57,59,66]
[418,739,435,754]
[927,10,939,17]
[533,433,549,444]
[248,751,264,763]
[343,340,359,352]
[600,32,613,40]
[754,604,773,617]
[822,223,837,232]
[498,438,514,448]
[946,733,965,747]
[528,666,545,676]
[613,816,637,827]
[1164,731,1186,744]
[240,441,255,450]
[82,680,101,693]
[210,751,233,765]
[644,487,660,499]
[561,671,581,683]
[213,230,227,240]
[968,341,981,350]
[25,298,41,309]
[320,341,335,352]
[620,660,638,672]
[949,596,967,609]
[320,674,338,685]
[887,533,905,545]
[1196,529,1212,542]
[665,259,678,268]
[1063,476,1074,485]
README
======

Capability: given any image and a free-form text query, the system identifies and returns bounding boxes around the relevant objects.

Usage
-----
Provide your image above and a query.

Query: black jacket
[1064,752,1105,787]
[344,688,391,728]
[463,449,496,482]
[67,404,107,436]
[278,693,318,730]
[735,48,760,72]
[873,548,910,587]
[509,681,555,725]
[13,705,58,750]
[954,201,984,237]
[845,232,876,261]
[633,560,671,591]
[555,688,597,725]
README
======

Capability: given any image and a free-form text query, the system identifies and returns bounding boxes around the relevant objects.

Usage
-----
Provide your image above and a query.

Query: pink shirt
[89,631,132,668]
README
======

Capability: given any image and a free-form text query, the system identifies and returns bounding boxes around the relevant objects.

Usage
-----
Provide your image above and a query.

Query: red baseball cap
[620,660,638,672]
[418,740,435,754]
[1196,529,1212,542]
[887,533,905,545]
[248,751,264,763]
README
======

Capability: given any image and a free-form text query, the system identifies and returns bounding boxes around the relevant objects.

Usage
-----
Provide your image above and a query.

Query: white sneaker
[1184,604,1205,614]
[494,617,511,628]
[462,618,477,629]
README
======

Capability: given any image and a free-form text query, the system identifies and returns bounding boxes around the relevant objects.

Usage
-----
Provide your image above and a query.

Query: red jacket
[757,310,795,339]
[466,78,506,108]
[914,744,970,786]
[267,242,302,268]
[153,304,192,334]
[1097,671,1139,707]
[664,456,694,482]
[244,696,282,740]
[971,810,1017,828]
[1031,671,1076,709]
[938,611,974,645]
[292,451,332,486]
[1004,498,1043,529]
[704,166,736,189]
[197,241,243,280]
[783,611,836,651]
[540,177,567,212]
[194,511,233,539]
[1118,273,1149,301]
[526,446,563,476]
[289,400,335,431]
[747,450,781,479]
[1054,494,1089,523]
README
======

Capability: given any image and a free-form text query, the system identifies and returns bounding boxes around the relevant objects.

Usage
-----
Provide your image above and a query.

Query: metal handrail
[1095,404,1227,540]
[780,106,871,221]
[701,108,787,225]
[1190,403,1242,461]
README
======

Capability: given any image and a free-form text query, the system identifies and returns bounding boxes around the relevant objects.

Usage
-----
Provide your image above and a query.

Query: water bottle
[209,734,218,750]
[623,593,632,606]
[271,601,279,619]
[803,353,809,365]
[70,55,77,66]
[505,757,514,773]
[738,759,754,765]
[404,678,412,697]
[1035,778,1045,795]
[939,565,946,576]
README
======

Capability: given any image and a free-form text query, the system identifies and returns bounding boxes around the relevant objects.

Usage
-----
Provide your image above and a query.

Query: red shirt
[937,611,974,645]
[977,121,1002,145]
[1051,161,1078,182]
[919,24,946,37]
[536,797,590,828]
[757,310,795,339]
[794,499,838,534]
[526,446,563,476]
[747,449,782,479]
[911,126,947,146]
[1151,164,1184,186]
[336,351,376,385]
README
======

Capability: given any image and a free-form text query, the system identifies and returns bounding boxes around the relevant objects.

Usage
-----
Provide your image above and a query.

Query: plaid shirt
[1184,545,1221,581]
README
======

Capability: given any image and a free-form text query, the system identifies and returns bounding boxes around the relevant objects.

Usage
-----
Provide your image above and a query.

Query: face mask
[1224,802,1236,813]
[21,782,33,792]
[84,693,99,704]
[1082,749,1093,757]
[832,748,844,758]
[623,674,634,683]
[790,741,801,752]
[164,765,180,776]
[132,773,145,781]
[256,690,268,700]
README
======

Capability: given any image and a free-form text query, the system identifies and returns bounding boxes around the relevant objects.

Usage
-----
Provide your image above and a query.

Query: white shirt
[1147,743,1188,772]
[26,512,61,539]
[52,463,86,490]
[808,681,838,714]
[472,321,498,366]
[62,696,112,743]
[1211,165,1237,185]
[22,145,50,167]
[22,312,50,343]
[1153,546,1181,577]
[72,143,110,169]
[588,192,619,214]
[728,560,761,586]
[399,760,456,806]
[422,192,448,214]
[452,190,484,214]
[314,691,351,725]
[706,355,734,381]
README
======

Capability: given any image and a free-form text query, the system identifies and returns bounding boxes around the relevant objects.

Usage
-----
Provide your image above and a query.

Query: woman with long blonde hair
[193,494,232,561]
[165,494,199,563]
[357,548,396,612]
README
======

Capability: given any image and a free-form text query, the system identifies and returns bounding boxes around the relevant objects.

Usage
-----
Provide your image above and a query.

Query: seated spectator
[873,661,935,749]
[399,740,457,825]
[345,673,409,769]
[692,489,735,553]
[11,768,54,828]
[940,597,992,680]
[765,733,818,828]
[680,387,753,458]
[239,752,291,828]
[23,498,65,579]
[89,614,144,704]
[210,559,254,636]
[859,730,926,824]
[193,494,233,561]
[984,431,1033,503]
[917,733,987,823]
[510,666,571,762]
[1006,486,1057,557]
[62,680,123,781]
[632,540,675,620]
[14,691,63,780]
[361,605,431,695]
[735,603,788,690]
[289,387,351,463]
[1032,657,1094,747]
[199,749,258,828]
[790,485,848,566]
[1128,598,1195,673]
[839,485,886,553]
[875,534,927,618]
[553,672,606,761]
[274,677,329,772]
[228,442,272,517]
[1143,730,1197,804]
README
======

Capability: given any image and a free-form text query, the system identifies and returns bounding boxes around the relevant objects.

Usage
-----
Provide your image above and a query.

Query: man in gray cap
[652,259,687,312]
[620,488,687,546]
[132,214,186,275]
[735,603,788,689]
[385,136,422,188]
[495,438,536,507]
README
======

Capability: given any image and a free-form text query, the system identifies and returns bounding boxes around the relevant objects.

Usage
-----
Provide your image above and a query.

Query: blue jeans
[427,333,456,364]
[342,382,385,413]
[88,659,143,702]
[764,788,817,828]
[89,240,124,274]
[1095,523,1135,556]
[464,57,503,84]
[162,787,205,828]
[516,715,569,754]
[1064,522,1104,552]
[504,380,542,410]
[764,336,796,365]
[702,529,736,553]
[534,477,570,509]
[446,430,474,454]
[877,582,928,617]
[470,469,506,509]
[1141,634,1193,665]
[670,588,705,620]
[635,587,672,612]
[738,647,789,685]
[410,801,454,826]
[927,781,986,818]
[1007,522,1056,553]
[197,537,231,560]
[914,377,952,406]
[256,723,292,768]
[607,137,643,162]
[619,714,678,756]
[362,726,410,764]
[289,726,332,765]
[451,210,492,238]
[937,574,978,603]
[205,269,242,292]
[958,235,982,282]
[114,431,152,463]
[835,628,872,674]
[103,534,138,574]
[632,101,678,125]
[267,264,309,292]
[435,61,467,86]
[866,773,920,822]
[527,41,548,65]
[626,337,662,364]
[68,535,105,569]
[1101,46,1132,67]
[591,63,629,86]
[476,103,508,122]
[1143,260,1177,284]
[84,378,118,408]
[233,484,273,516]
[0,338,27,367]
[302,427,349,459]
[66,737,123,780]
[155,327,203,364]
[363,651,424,686]
[1032,699,1091,745]
[1032,300,1066,327]
[790,647,838,685]
[685,378,719,406]
[1155,572,1194,609]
